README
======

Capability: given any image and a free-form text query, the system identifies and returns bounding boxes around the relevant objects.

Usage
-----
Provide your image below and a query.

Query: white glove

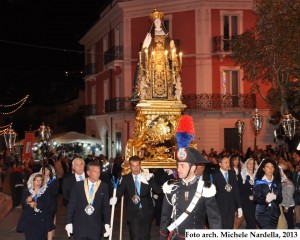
[141,169,153,181]
[65,223,73,237]
[109,197,117,206]
[249,195,254,201]
[103,224,111,238]
[266,192,276,203]
[153,194,159,200]
[237,208,243,218]
[165,169,174,175]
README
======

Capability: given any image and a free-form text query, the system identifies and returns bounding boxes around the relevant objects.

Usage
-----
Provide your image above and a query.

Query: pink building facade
[80,0,274,159]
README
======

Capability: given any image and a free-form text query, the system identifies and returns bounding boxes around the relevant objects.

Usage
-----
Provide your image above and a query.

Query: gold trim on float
[122,9,187,175]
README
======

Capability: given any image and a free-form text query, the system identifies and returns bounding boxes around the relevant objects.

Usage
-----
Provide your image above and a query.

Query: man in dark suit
[108,157,120,179]
[65,161,111,239]
[62,157,86,206]
[110,156,161,240]
[213,155,243,229]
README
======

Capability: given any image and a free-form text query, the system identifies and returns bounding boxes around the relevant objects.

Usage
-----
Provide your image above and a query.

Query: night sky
[0,0,110,105]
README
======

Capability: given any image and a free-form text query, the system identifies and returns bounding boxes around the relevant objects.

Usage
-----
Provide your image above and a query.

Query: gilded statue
[137,9,183,100]
[124,9,187,172]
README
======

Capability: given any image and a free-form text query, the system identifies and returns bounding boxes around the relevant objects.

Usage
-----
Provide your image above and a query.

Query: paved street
[0,192,161,240]
[0,169,160,240]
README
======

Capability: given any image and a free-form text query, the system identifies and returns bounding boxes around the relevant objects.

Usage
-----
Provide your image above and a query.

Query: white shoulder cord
[167,180,204,232]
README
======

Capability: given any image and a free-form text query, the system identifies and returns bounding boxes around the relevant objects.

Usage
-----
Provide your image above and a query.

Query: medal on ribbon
[132,194,140,204]
[84,179,101,215]
[132,175,141,205]
[85,204,95,215]
[225,183,232,192]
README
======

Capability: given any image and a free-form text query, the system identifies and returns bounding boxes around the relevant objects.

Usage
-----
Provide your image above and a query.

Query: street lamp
[3,124,17,150]
[250,109,263,149]
[280,114,297,140]
[38,122,52,141]
[235,120,245,153]
[38,122,52,157]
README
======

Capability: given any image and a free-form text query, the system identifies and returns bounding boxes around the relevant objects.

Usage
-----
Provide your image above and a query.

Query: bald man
[62,158,86,206]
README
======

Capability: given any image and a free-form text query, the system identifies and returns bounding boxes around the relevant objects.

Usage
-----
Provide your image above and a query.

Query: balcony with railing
[101,94,256,114]
[105,97,133,113]
[182,93,256,111]
[104,46,123,65]
[84,104,98,116]
[212,36,234,59]
[83,63,96,76]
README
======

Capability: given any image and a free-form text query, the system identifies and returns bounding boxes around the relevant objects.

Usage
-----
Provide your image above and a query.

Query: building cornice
[80,0,253,48]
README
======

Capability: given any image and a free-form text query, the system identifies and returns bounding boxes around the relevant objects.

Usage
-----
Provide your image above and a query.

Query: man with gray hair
[62,157,86,206]
[65,161,111,239]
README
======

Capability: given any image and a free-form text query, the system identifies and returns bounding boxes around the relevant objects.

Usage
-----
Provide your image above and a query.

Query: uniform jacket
[253,179,282,228]
[66,180,110,239]
[160,178,221,240]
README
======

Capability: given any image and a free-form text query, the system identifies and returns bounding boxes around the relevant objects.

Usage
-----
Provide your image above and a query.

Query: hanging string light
[0,95,29,115]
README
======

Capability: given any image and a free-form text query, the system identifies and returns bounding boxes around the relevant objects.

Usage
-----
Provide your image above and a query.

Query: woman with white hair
[239,158,258,228]
[17,172,54,239]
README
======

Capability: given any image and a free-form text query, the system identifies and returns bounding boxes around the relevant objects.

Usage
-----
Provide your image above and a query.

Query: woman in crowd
[17,173,54,240]
[10,162,24,208]
[239,158,258,228]
[41,164,59,240]
[253,157,282,229]
[280,168,295,229]
[230,153,243,229]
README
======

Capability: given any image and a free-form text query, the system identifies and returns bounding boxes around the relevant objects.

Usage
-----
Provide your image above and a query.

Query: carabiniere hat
[175,115,209,165]
[176,147,208,165]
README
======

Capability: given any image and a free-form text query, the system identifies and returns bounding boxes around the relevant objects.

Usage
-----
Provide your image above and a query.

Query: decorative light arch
[0,95,29,115]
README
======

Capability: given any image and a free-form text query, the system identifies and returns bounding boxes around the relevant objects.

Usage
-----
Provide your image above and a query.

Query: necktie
[79,175,83,181]
[135,176,140,196]
[89,183,95,197]
[135,176,142,208]
[224,172,228,183]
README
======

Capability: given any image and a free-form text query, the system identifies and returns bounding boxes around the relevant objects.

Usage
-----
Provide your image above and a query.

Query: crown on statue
[150,9,164,21]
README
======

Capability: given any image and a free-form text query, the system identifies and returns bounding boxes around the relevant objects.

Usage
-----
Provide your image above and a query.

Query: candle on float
[139,51,142,64]
[172,48,175,60]
[179,52,183,65]
[145,48,148,62]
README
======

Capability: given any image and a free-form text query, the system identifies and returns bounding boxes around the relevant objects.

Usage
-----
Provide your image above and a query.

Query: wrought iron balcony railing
[84,104,98,116]
[212,36,234,53]
[83,63,96,76]
[105,97,133,113]
[101,94,256,114]
[104,46,123,65]
[182,93,256,111]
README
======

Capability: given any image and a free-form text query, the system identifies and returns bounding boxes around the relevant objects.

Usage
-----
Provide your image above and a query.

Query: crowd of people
[0,141,300,239]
